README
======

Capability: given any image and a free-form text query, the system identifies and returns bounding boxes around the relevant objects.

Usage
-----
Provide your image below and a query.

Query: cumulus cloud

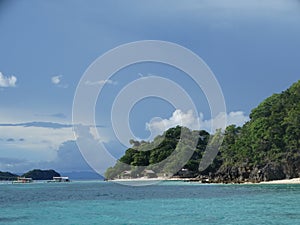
[43,140,93,172]
[227,111,250,127]
[0,72,17,87]
[146,110,200,136]
[85,79,116,86]
[146,109,249,137]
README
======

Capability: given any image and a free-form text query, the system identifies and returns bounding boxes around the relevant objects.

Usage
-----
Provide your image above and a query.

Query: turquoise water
[0,181,300,225]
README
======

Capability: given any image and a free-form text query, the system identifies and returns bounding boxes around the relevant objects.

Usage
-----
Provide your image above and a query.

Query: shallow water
[0,181,299,225]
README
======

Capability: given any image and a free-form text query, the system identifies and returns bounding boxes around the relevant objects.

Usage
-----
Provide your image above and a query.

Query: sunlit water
[0,181,299,225]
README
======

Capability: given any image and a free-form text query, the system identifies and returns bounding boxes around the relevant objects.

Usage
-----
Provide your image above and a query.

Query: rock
[260,163,286,181]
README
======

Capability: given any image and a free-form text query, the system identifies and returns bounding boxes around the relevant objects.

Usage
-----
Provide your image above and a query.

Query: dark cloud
[35,113,67,119]
[6,138,15,142]
[38,140,93,173]
[0,157,26,164]
[0,141,93,173]
[0,121,104,129]
[50,113,67,119]
[0,121,72,129]
[0,157,29,173]
[0,138,25,142]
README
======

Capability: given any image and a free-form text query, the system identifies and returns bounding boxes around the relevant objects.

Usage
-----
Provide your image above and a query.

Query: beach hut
[143,169,157,178]
[121,170,132,179]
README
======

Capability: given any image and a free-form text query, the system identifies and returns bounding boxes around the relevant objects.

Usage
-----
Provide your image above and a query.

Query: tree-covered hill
[213,80,300,182]
[0,169,61,181]
[22,169,60,180]
[105,126,210,179]
[0,171,18,181]
[105,80,300,182]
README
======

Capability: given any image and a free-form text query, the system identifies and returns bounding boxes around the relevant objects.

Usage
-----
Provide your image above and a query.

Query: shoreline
[259,177,300,184]
[108,177,300,184]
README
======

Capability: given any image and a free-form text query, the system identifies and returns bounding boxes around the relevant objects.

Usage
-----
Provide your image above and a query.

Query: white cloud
[85,79,116,86]
[146,110,200,136]
[227,111,250,126]
[0,72,17,87]
[88,126,112,143]
[0,122,112,173]
[146,109,249,137]
[0,125,76,161]
[51,75,68,88]
[51,75,61,84]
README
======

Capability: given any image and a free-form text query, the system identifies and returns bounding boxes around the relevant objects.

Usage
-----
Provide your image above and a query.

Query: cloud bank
[0,122,76,163]
[0,141,94,173]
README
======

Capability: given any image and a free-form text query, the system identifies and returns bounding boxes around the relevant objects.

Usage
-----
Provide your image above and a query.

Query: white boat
[12,177,33,184]
[48,176,70,182]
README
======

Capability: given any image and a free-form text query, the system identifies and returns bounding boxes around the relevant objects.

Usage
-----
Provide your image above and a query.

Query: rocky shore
[189,160,300,184]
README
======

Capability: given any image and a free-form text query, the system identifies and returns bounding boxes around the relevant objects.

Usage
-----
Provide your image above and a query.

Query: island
[0,169,61,181]
[22,169,61,180]
[105,80,300,183]
[0,171,19,181]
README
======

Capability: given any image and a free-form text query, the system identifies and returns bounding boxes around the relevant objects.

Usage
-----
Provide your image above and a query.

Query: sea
[0,180,300,225]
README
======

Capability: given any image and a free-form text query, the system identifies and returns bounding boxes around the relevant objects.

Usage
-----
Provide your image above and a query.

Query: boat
[12,177,33,184]
[47,176,70,183]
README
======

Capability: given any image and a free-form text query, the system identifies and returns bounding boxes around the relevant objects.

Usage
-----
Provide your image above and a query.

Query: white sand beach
[109,177,300,184]
[259,178,300,184]
[109,177,190,182]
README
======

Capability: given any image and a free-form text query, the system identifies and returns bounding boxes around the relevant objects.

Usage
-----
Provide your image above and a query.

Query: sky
[0,0,300,174]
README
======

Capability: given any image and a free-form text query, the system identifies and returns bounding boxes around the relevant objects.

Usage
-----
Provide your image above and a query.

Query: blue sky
[0,0,300,174]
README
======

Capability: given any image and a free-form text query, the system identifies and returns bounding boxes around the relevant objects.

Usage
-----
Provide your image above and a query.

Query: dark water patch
[0,216,28,222]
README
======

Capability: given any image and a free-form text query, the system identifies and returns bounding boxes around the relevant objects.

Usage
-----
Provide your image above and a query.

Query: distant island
[0,169,60,181]
[0,171,19,181]
[105,80,300,183]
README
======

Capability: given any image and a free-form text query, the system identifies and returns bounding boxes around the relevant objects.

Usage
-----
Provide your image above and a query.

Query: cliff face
[199,162,300,183]
[106,80,300,182]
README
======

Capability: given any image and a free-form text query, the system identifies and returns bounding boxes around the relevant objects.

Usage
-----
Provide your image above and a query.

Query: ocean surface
[0,180,300,225]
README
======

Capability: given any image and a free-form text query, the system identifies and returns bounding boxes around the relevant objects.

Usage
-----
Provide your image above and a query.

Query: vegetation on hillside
[105,80,300,182]
[105,126,210,179]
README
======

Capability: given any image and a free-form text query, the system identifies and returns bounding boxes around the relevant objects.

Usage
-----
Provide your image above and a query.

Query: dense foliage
[219,81,300,167]
[105,80,300,181]
[105,127,210,179]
